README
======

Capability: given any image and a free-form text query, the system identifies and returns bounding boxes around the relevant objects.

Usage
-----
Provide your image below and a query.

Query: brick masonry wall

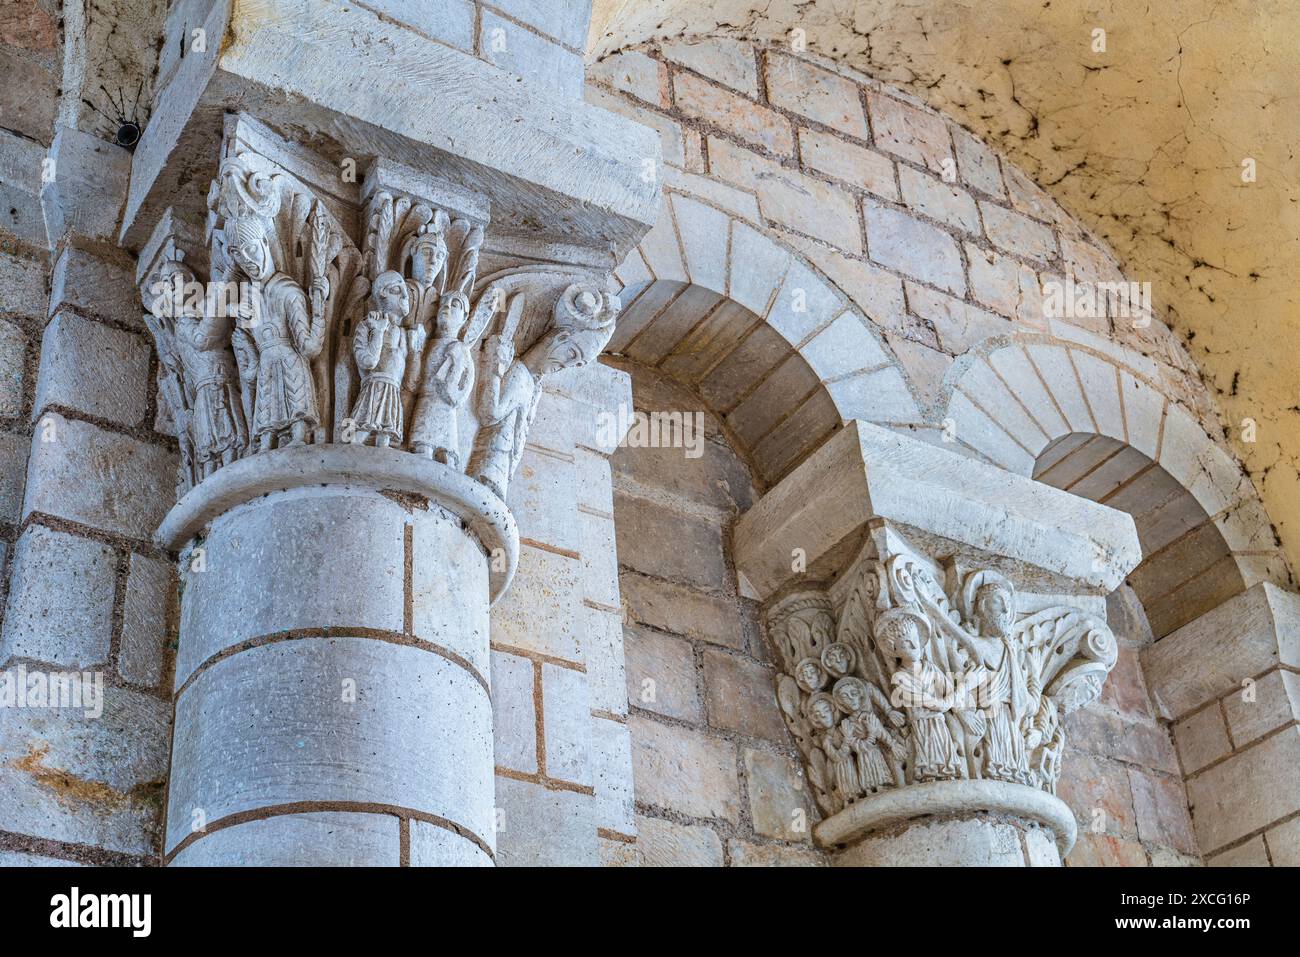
[586,36,1225,866]
[609,358,826,866]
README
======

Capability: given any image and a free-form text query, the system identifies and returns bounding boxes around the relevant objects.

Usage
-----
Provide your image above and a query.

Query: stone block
[491,542,582,662]
[490,650,537,775]
[167,637,494,853]
[505,447,580,554]
[980,201,1058,262]
[635,814,723,866]
[494,775,596,866]
[409,820,493,866]
[674,72,793,155]
[865,92,952,172]
[613,491,729,592]
[702,648,786,743]
[1066,832,1148,867]
[582,604,627,717]
[744,747,810,842]
[0,430,28,521]
[1186,727,1300,853]
[1128,768,1197,855]
[899,166,980,233]
[766,52,868,137]
[662,37,759,96]
[1056,752,1137,837]
[489,0,591,48]
[1172,705,1231,774]
[579,508,620,609]
[907,283,1011,355]
[0,127,48,247]
[1222,669,1299,747]
[48,246,141,329]
[629,714,740,822]
[863,198,965,294]
[541,663,591,786]
[34,311,151,427]
[779,230,906,323]
[41,125,131,244]
[0,47,56,142]
[0,318,27,417]
[410,502,491,678]
[1143,582,1300,719]
[591,716,635,836]
[952,125,1004,196]
[965,243,1042,324]
[478,10,584,98]
[176,491,407,686]
[23,414,176,541]
[588,49,667,105]
[1205,836,1268,866]
[1063,705,1179,775]
[836,818,1028,866]
[624,622,701,723]
[0,524,116,669]
[0,248,48,319]
[0,684,169,857]
[119,552,173,688]
[1266,815,1300,866]
[362,0,474,51]
[729,840,825,866]
[172,812,401,866]
[620,571,745,649]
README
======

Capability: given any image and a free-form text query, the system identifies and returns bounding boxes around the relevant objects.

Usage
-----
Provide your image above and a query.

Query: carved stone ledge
[815,778,1077,854]
[156,443,519,603]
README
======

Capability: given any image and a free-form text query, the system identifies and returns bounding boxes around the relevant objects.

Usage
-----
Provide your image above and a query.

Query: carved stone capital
[137,114,623,602]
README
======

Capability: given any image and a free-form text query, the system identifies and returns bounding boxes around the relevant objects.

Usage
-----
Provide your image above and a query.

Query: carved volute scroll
[138,128,622,509]
[766,537,1118,819]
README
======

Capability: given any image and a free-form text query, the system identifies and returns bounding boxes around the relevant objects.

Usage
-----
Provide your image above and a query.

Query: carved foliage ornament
[141,145,620,500]
[767,550,1117,817]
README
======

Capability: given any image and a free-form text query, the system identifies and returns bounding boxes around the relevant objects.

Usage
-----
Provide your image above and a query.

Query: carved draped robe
[892,663,963,782]
[471,359,540,500]
[975,636,1032,783]
[247,274,318,440]
[352,316,408,441]
[176,314,245,462]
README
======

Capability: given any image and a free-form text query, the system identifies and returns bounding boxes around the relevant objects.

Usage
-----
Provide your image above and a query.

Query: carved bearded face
[975,585,1014,638]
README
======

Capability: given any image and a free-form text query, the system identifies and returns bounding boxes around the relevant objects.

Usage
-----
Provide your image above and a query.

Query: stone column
[734,421,1143,866]
[121,71,656,869]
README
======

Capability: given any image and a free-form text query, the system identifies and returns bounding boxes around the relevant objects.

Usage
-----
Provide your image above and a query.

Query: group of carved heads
[767,551,1117,817]
[141,149,620,500]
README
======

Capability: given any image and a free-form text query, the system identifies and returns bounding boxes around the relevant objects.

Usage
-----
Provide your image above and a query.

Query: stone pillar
[733,421,1143,866]
[129,86,650,863]
[1142,582,1300,865]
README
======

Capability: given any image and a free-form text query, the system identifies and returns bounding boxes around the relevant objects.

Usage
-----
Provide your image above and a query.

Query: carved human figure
[470,284,618,500]
[808,692,858,809]
[350,270,412,447]
[226,214,329,450]
[833,677,906,792]
[409,292,475,464]
[877,607,965,782]
[145,260,247,479]
[821,642,856,679]
[794,657,829,694]
[955,572,1033,784]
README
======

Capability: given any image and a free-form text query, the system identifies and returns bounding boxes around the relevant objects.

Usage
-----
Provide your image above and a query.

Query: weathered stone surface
[629,714,740,822]
[766,52,868,136]
[176,491,407,686]
[24,414,176,541]
[0,318,28,417]
[1128,768,1197,855]
[34,312,151,427]
[168,637,495,854]
[1066,832,1148,867]
[495,775,595,866]
[491,543,582,661]
[479,9,584,98]
[591,715,635,835]
[798,128,898,200]
[980,201,1057,262]
[0,430,29,522]
[0,47,56,142]
[0,524,116,668]
[173,812,401,867]
[836,818,1030,866]
[624,622,701,722]
[621,571,744,649]
[636,813,723,866]
[1172,705,1231,774]
[863,198,965,294]
[743,747,810,842]
[490,650,537,774]
[899,166,980,233]
[1186,727,1300,853]
[702,648,785,742]
[613,491,729,591]
[1221,668,1299,747]
[729,840,825,866]
[1205,836,1269,866]
[542,663,591,785]
[662,37,758,95]
[411,504,491,679]
[409,820,492,867]
[1057,752,1136,837]
[0,249,47,319]
[865,92,952,172]
[674,72,793,155]
[1266,815,1300,866]
[0,685,169,857]
[119,552,172,688]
